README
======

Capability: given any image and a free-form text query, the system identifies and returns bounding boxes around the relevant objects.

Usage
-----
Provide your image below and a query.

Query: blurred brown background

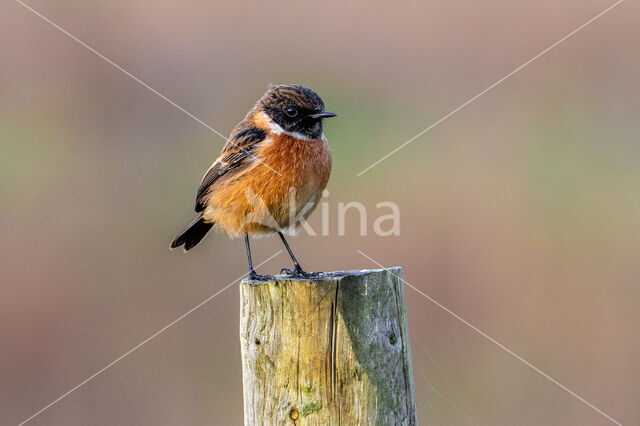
[1,0,639,424]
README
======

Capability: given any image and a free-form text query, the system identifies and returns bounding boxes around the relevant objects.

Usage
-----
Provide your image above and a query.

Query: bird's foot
[248,270,274,281]
[280,266,324,279]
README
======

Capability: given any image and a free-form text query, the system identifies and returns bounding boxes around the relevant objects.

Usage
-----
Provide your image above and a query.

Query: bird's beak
[308,111,337,119]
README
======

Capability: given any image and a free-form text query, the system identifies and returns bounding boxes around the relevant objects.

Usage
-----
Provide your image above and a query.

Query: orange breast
[202,134,332,237]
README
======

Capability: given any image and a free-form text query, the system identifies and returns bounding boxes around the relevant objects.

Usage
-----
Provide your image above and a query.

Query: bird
[170,84,336,280]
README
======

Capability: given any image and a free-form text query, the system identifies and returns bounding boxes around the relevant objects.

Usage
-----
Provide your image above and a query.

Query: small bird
[171,84,336,280]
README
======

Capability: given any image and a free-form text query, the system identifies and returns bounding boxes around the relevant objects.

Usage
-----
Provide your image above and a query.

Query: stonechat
[171,84,336,280]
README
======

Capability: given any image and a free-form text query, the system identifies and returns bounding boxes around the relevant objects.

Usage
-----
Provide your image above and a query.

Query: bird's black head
[259,84,336,139]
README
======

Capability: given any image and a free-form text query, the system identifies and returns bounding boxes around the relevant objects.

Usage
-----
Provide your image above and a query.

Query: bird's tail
[170,215,213,251]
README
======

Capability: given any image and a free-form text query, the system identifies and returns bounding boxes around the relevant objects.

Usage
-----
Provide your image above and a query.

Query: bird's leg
[245,234,273,281]
[278,232,322,278]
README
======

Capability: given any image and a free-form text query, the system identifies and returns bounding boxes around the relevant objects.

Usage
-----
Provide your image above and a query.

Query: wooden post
[240,267,417,425]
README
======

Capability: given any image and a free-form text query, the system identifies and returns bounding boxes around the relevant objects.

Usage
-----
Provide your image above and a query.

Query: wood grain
[240,267,417,425]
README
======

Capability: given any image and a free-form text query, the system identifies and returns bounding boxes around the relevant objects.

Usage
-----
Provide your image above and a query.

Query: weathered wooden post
[240,267,417,425]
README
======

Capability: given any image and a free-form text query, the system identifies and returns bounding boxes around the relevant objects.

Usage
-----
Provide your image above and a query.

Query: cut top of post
[241,268,401,285]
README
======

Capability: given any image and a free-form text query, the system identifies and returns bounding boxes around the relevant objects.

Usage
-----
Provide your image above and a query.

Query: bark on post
[239,267,417,425]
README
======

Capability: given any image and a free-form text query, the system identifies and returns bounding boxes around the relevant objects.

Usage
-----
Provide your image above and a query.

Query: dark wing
[195,127,267,212]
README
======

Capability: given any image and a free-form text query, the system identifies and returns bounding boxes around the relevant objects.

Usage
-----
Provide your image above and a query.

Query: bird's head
[255,84,336,140]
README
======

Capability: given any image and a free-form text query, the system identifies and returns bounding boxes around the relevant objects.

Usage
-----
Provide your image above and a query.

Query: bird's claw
[280,267,323,278]
[248,272,274,281]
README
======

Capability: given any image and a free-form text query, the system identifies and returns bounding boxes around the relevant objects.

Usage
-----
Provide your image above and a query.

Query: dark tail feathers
[170,215,213,251]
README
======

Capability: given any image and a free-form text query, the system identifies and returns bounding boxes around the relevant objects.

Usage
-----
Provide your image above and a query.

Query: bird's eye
[285,107,298,117]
